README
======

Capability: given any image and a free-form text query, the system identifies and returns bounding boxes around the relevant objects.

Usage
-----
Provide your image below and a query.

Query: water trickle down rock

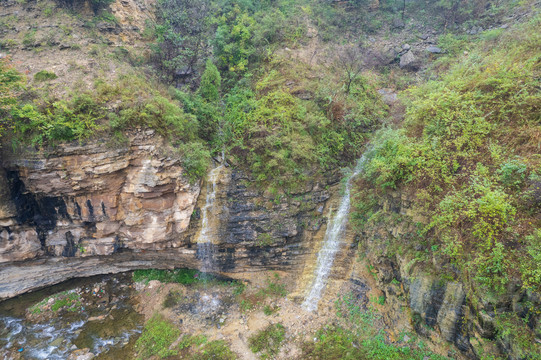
[196,164,224,274]
[302,155,368,312]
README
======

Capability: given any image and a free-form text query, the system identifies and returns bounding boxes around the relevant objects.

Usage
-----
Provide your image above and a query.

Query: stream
[0,273,142,360]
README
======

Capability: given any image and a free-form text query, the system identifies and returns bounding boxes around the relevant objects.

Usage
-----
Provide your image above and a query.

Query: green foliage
[191,340,237,360]
[28,290,82,314]
[248,323,285,359]
[521,230,541,292]
[360,15,541,294]
[365,128,419,189]
[199,59,222,102]
[34,70,57,82]
[135,313,180,359]
[302,325,367,360]
[263,304,279,315]
[133,268,201,285]
[178,334,208,351]
[213,6,255,74]
[0,59,23,137]
[11,97,102,146]
[256,232,274,246]
[177,141,212,184]
[498,158,527,191]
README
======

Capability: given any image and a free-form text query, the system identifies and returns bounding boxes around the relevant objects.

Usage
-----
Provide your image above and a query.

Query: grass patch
[248,323,286,359]
[238,274,287,312]
[133,268,239,287]
[191,340,237,360]
[27,290,82,314]
[34,70,57,82]
[135,313,180,359]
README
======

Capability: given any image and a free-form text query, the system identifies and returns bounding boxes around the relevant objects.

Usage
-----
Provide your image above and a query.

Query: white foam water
[302,155,367,312]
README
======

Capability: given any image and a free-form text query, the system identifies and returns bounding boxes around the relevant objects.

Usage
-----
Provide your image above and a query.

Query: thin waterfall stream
[302,154,368,312]
[196,158,224,274]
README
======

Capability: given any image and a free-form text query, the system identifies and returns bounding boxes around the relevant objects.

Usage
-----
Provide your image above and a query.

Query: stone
[377,88,398,105]
[392,18,405,29]
[426,46,442,54]
[402,44,411,50]
[49,337,64,347]
[418,34,429,40]
[436,282,465,342]
[68,349,95,360]
[399,51,420,71]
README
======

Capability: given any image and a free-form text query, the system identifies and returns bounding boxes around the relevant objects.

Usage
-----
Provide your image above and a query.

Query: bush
[34,70,57,82]
[0,59,23,137]
[178,141,212,183]
[135,313,180,359]
[521,230,541,292]
[248,323,286,359]
[364,128,419,189]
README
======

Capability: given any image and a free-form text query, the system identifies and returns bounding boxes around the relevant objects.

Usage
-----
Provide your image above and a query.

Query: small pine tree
[199,59,221,102]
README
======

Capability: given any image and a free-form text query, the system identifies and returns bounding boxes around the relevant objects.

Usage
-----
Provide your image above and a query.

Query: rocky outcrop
[0,134,340,299]
[356,190,541,359]
[1,132,200,263]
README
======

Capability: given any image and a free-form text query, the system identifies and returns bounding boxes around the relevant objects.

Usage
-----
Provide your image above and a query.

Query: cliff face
[352,190,541,359]
[0,134,338,299]
[1,132,200,263]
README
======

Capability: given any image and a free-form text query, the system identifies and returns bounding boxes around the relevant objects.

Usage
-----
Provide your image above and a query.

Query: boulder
[399,51,420,71]
[426,46,442,53]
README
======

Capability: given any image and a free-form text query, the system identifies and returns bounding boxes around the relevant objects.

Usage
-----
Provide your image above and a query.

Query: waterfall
[302,154,367,312]
[196,161,224,274]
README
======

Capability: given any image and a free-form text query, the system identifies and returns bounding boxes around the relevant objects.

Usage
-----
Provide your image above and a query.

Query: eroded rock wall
[0,134,340,299]
[352,190,541,359]
[1,132,200,263]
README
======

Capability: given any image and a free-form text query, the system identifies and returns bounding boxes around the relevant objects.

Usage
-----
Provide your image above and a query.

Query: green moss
[133,269,200,285]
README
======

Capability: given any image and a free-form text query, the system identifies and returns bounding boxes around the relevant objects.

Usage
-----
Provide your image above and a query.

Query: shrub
[135,313,180,359]
[248,323,286,359]
[177,141,211,184]
[191,340,237,360]
[199,59,221,102]
[498,158,527,191]
[521,230,541,292]
[0,59,23,137]
[34,70,57,82]
[364,128,419,190]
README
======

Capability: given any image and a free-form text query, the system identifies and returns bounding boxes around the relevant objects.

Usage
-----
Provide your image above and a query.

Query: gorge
[1,0,540,359]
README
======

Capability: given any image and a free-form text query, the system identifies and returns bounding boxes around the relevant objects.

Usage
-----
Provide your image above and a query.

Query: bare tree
[337,46,364,95]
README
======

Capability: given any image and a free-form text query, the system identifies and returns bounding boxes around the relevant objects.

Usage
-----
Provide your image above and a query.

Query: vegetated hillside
[355,12,541,357]
[3,0,520,188]
[1,0,540,357]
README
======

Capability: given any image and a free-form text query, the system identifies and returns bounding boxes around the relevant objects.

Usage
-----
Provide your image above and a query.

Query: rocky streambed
[0,273,142,360]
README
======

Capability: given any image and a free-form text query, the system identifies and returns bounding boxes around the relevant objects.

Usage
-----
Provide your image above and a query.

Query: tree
[337,46,364,95]
[152,0,213,80]
[212,6,255,75]
[198,59,221,102]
